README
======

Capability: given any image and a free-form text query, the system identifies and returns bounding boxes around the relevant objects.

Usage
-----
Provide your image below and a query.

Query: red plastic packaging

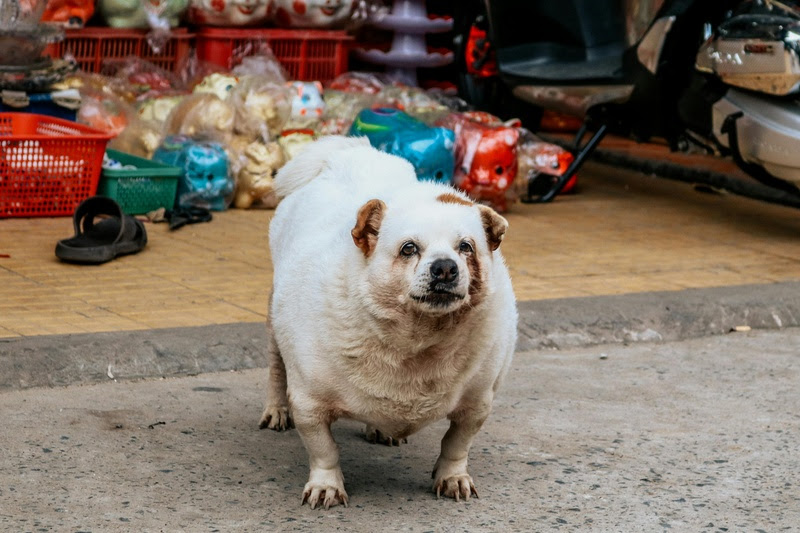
[195,28,353,81]
[0,113,113,218]
[44,28,195,73]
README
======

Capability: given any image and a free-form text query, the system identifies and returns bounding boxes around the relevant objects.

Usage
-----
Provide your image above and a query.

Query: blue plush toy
[349,107,455,184]
[153,135,233,211]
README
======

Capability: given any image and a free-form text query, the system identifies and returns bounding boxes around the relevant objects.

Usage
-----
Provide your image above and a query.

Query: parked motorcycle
[454,0,800,205]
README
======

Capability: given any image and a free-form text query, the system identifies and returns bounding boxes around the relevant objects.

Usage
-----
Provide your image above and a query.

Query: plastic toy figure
[231,140,285,209]
[436,111,519,212]
[271,0,355,28]
[287,80,325,128]
[153,135,233,211]
[349,107,455,184]
[188,0,270,26]
[98,0,188,28]
[42,0,95,27]
[278,128,315,160]
[193,73,239,101]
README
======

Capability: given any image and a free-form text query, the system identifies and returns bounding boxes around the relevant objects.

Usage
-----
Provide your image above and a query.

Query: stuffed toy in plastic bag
[436,111,520,212]
[153,135,234,211]
[228,76,293,140]
[164,92,235,145]
[229,138,284,209]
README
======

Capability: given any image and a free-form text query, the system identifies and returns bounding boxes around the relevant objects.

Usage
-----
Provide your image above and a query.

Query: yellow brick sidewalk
[1,161,799,338]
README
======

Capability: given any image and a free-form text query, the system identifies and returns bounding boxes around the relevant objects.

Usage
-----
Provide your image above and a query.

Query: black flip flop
[55,196,148,264]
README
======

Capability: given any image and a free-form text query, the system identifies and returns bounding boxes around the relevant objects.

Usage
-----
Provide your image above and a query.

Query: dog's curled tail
[274,135,371,198]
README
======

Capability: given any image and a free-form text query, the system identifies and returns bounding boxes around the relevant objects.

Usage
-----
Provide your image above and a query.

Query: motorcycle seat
[501,54,624,82]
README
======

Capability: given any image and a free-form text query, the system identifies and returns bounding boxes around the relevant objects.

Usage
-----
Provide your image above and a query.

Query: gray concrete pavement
[3,282,800,391]
[1,328,798,532]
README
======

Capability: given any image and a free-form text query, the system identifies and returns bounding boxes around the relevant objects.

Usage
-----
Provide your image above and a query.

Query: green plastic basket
[98,149,181,215]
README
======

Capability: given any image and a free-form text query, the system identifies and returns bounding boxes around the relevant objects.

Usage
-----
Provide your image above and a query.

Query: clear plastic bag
[231,49,289,83]
[228,75,293,141]
[137,94,186,126]
[106,56,184,101]
[229,137,285,209]
[76,90,131,136]
[379,85,451,125]
[108,117,164,159]
[175,51,229,90]
[327,71,388,94]
[513,128,577,201]
[153,135,234,211]
[285,80,326,130]
[192,72,240,101]
[164,92,235,145]
[319,89,376,134]
[436,111,520,212]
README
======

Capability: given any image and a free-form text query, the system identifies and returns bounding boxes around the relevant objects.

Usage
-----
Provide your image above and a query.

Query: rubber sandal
[55,196,147,264]
[165,206,213,231]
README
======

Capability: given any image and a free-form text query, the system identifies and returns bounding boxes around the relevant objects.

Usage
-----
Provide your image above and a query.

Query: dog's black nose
[430,258,459,284]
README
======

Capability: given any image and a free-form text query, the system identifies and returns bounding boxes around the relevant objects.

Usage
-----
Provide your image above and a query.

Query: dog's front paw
[259,405,293,431]
[432,458,478,502]
[302,468,349,510]
[365,424,408,446]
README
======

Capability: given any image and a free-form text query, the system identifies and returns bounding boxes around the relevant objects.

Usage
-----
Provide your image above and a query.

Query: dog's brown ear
[479,205,508,251]
[352,199,387,257]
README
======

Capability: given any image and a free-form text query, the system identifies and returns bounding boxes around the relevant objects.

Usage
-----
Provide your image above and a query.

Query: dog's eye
[459,241,474,254]
[400,242,418,257]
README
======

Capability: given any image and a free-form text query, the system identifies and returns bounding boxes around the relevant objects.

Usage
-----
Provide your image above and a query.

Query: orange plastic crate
[196,28,352,81]
[44,28,195,73]
[0,113,113,218]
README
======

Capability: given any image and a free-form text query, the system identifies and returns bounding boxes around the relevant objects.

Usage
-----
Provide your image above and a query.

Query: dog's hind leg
[258,316,293,431]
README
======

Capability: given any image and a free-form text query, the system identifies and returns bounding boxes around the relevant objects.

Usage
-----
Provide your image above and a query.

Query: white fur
[262,136,517,508]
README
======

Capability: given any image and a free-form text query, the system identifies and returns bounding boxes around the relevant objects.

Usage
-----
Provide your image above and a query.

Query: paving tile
[1,154,800,338]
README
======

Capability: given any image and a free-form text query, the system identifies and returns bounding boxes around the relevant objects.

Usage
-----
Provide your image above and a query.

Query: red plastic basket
[44,28,195,73]
[196,28,353,81]
[0,113,113,218]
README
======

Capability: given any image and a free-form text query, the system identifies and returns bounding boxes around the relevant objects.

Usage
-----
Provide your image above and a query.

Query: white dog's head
[351,190,507,317]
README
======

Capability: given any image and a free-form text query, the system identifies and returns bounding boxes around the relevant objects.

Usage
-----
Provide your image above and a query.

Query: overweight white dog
[259,136,517,509]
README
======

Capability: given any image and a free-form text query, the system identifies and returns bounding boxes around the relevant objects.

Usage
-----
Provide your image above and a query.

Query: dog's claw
[301,484,348,510]
[365,425,408,447]
[259,406,294,431]
[433,473,478,502]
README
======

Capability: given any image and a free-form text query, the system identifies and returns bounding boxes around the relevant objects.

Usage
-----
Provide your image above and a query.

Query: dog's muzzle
[407,258,464,308]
